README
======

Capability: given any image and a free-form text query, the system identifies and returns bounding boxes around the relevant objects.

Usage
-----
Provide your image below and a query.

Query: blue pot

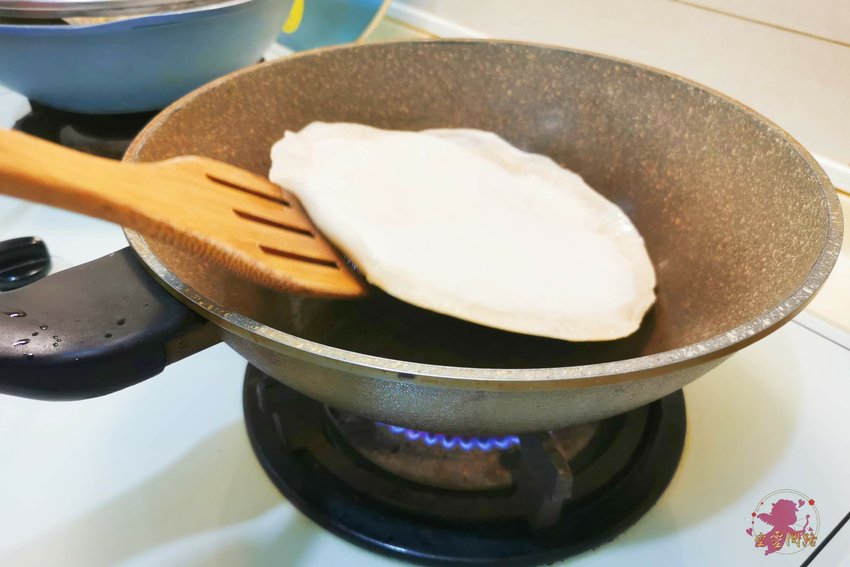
[0,0,294,114]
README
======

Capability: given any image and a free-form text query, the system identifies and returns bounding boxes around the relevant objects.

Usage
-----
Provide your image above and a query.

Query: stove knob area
[0,237,51,292]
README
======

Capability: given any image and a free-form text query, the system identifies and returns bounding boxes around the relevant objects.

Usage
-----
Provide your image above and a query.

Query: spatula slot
[205,174,291,206]
[233,209,315,237]
[259,245,340,268]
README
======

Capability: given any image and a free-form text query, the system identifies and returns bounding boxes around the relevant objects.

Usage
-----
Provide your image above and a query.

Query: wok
[0,40,841,434]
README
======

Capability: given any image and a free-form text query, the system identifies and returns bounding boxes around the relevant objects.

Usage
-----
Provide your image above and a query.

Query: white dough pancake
[269,122,656,341]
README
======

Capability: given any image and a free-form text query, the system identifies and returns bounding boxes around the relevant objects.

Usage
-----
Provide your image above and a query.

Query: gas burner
[329,409,597,492]
[243,366,687,566]
[13,102,156,159]
[377,422,522,452]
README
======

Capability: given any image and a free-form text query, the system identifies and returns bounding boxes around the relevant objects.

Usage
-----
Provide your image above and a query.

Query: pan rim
[124,38,843,391]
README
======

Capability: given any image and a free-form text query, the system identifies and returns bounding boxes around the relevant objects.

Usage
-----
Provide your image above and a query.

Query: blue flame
[376,422,520,452]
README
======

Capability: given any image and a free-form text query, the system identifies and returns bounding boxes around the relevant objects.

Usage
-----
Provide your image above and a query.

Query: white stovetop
[2,2,850,565]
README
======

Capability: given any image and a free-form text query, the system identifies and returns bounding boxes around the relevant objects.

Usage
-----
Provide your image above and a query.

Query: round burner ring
[326,408,599,491]
[243,365,686,565]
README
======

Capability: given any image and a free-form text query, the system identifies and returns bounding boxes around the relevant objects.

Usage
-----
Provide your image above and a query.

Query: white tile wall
[393,0,850,170]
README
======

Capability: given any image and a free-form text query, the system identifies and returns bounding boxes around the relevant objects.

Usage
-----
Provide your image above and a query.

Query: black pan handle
[0,247,219,400]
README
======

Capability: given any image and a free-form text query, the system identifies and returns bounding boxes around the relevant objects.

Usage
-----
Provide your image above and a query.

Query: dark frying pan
[0,40,842,434]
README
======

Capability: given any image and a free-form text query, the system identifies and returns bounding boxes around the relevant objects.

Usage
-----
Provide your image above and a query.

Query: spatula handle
[0,129,157,228]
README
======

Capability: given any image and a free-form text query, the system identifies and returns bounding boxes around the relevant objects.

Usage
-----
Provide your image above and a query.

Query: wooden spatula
[0,129,367,298]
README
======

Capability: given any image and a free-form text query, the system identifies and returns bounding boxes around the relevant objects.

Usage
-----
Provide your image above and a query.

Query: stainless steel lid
[0,0,242,19]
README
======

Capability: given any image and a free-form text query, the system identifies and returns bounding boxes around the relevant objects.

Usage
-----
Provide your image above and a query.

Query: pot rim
[0,0,254,23]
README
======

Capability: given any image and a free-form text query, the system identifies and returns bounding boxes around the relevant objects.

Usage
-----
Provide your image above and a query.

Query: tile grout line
[382,14,440,39]
[387,2,488,39]
[668,0,850,50]
[792,316,850,353]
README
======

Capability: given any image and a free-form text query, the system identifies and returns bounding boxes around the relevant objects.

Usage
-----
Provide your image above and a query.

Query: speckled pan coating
[124,40,842,433]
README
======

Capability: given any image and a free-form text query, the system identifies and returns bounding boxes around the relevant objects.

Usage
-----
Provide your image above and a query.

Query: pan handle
[0,246,219,400]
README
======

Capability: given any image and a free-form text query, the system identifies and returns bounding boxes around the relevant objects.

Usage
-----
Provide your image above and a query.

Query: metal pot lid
[0,0,243,20]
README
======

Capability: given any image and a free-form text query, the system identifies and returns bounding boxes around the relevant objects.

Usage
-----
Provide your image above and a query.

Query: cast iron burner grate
[14,101,156,159]
[243,365,686,566]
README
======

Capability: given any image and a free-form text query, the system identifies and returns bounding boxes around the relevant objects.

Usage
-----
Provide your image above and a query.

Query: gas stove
[242,366,685,565]
[1,36,850,565]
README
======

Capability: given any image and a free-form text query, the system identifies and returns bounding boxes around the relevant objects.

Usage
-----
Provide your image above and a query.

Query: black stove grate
[243,365,686,566]
[13,102,156,159]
